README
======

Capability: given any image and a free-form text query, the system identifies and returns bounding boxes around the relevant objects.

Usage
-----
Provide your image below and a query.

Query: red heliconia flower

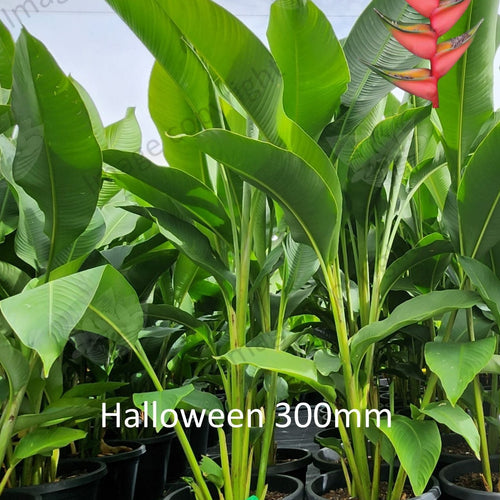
[366,65,439,107]
[368,0,480,108]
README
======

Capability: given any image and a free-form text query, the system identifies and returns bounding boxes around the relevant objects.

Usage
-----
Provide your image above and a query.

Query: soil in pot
[2,459,107,500]
[94,440,145,500]
[307,466,440,500]
[440,457,500,498]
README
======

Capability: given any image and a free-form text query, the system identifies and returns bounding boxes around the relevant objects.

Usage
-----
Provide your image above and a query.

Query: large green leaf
[414,401,480,458]
[0,261,30,299]
[347,106,430,222]
[133,385,195,432]
[380,238,453,302]
[103,150,232,243]
[378,416,440,496]
[0,135,49,270]
[0,267,105,375]
[459,256,500,325]
[0,178,17,243]
[221,347,337,403]
[350,290,479,369]
[148,61,211,181]
[457,122,500,258]
[177,130,341,264]
[78,265,144,349]
[105,107,142,153]
[143,303,211,339]
[12,428,86,466]
[0,20,14,89]
[425,336,496,405]
[14,404,100,434]
[129,206,234,290]
[11,30,101,270]
[437,0,499,181]
[283,236,319,296]
[339,0,420,137]
[106,0,336,188]
[0,335,29,395]
[267,0,349,139]
[105,0,218,180]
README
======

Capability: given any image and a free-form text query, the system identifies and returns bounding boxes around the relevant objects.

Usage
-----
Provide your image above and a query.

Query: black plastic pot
[2,459,107,500]
[266,448,312,485]
[312,448,342,474]
[307,466,441,500]
[313,426,341,445]
[164,474,304,500]
[134,430,175,500]
[94,440,145,500]
[439,457,500,499]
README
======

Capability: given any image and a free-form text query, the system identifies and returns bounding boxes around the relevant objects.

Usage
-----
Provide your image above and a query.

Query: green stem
[256,294,287,495]
[325,260,371,500]
[390,467,407,500]
[0,467,13,494]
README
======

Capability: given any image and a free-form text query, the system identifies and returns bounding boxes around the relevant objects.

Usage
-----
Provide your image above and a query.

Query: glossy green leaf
[78,265,144,349]
[0,179,17,242]
[14,405,100,435]
[132,206,234,290]
[105,0,218,180]
[283,236,319,296]
[99,203,140,247]
[103,150,232,243]
[12,428,87,466]
[71,77,106,149]
[458,122,500,258]
[11,30,101,268]
[0,335,29,394]
[106,0,336,185]
[133,385,195,432]
[459,256,500,325]
[149,61,211,181]
[143,303,211,339]
[177,130,341,264]
[0,135,49,270]
[380,238,453,302]
[105,107,142,153]
[378,416,440,496]
[339,0,420,136]
[173,253,199,307]
[437,0,499,180]
[0,20,14,89]
[350,290,479,369]
[221,347,336,403]
[414,401,480,458]
[347,106,430,221]
[0,267,106,375]
[425,337,496,406]
[0,261,30,299]
[267,0,349,139]
[199,456,224,489]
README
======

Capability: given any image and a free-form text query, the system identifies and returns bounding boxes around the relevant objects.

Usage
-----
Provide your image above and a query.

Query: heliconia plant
[366,0,481,107]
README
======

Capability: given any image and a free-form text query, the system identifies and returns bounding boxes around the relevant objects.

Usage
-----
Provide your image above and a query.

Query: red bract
[369,0,480,107]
